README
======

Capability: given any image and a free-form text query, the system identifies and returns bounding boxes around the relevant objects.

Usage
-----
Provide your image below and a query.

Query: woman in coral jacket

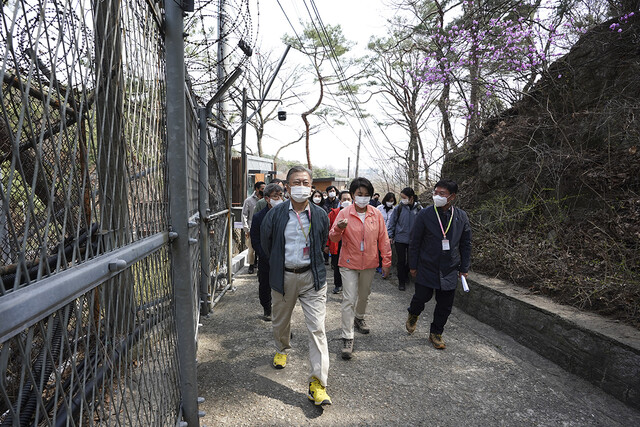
[329,177,392,360]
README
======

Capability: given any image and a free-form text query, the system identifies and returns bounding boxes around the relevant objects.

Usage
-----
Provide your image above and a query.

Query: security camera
[278,106,287,121]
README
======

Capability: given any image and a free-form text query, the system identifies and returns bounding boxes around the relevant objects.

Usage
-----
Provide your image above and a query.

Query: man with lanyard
[260,166,332,406]
[405,179,471,349]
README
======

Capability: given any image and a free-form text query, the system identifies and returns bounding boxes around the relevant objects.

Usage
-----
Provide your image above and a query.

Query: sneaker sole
[273,363,286,369]
[307,394,331,406]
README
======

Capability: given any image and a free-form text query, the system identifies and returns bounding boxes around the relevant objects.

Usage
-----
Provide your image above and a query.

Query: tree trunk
[302,74,323,170]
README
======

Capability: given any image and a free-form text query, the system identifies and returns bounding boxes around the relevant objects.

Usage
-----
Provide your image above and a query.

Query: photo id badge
[442,239,450,251]
[302,245,310,260]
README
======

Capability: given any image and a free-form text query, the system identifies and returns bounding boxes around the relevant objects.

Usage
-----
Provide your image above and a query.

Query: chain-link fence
[0,0,233,425]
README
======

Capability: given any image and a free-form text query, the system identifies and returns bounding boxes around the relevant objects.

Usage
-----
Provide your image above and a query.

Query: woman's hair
[309,189,323,204]
[381,192,396,205]
[349,177,374,197]
[339,190,351,201]
[400,187,416,202]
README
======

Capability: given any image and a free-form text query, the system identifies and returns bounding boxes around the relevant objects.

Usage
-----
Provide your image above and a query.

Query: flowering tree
[401,0,614,144]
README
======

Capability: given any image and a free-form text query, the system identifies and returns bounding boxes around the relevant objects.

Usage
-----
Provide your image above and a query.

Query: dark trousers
[331,249,342,288]
[395,242,409,286]
[408,284,456,335]
[257,261,271,312]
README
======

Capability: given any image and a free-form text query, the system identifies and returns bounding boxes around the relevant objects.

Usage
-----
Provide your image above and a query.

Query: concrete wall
[455,273,640,410]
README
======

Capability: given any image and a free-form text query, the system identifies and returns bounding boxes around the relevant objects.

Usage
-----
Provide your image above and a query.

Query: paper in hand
[461,275,469,292]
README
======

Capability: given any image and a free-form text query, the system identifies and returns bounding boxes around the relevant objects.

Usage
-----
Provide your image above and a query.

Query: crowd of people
[241,166,472,407]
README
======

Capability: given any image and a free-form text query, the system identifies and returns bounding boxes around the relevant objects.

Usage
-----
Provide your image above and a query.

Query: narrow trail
[197,268,640,426]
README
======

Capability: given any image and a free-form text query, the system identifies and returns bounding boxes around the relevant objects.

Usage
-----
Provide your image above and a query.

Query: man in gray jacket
[260,166,332,406]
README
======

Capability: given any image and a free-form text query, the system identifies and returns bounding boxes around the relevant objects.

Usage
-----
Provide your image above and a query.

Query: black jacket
[408,205,471,290]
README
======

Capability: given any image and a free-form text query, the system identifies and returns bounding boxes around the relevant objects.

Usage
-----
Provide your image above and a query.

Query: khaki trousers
[271,270,329,386]
[246,235,256,265]
[340,267,375,339]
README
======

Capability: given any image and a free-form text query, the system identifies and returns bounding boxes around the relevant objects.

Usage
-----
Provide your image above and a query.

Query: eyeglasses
[433,190,450,197]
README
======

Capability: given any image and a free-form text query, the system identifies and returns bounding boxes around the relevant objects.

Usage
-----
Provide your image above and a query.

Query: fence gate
[0,0,228,425]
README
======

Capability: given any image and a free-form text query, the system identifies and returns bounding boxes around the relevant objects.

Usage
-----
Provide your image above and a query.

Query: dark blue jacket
[250,205,270,269]
[387,202,422,244]
[260,200,329,295]
[408,205,471,290]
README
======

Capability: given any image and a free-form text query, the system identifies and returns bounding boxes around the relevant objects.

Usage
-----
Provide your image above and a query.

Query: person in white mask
[321,185,340,213]
[260,166,332,406]
[325,190,353,294]
[405,179,471,350]
[387,187,422,290]
[329,177,392,360]
[250,183,284,321]
[309,189,330,265]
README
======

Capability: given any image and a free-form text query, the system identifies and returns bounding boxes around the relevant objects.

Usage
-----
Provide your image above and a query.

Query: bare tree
[230,47,306,156]
[283,22,355,169]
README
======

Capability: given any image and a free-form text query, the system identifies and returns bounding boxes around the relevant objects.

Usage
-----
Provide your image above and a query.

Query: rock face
[441,14,640,326]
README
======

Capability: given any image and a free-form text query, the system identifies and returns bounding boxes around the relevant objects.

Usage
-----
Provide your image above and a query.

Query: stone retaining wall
[455,273,640,410]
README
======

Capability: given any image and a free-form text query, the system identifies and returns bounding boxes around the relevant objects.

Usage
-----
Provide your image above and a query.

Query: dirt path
[196,268,640,426]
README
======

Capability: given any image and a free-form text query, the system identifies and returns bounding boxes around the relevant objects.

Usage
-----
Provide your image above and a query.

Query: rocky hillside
[442,13,640,326]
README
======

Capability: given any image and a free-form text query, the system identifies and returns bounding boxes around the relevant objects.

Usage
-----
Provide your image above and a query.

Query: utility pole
[354,130,361,178]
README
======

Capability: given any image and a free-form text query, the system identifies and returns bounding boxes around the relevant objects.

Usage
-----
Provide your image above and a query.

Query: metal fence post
[199,108,211,316]
[226,130,233,287]
[165,1,199,425]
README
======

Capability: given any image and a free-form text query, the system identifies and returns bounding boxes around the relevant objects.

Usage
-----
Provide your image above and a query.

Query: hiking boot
[399,283,406,291]
[332,286,342,294]
[406,314,419,335]
[273,352,287,369]
[341,338,354,360]
[308,377,332,406]
[429,333,446,349]
[262,309,272,321]
[248,265,255,274]
[354,317,370,334]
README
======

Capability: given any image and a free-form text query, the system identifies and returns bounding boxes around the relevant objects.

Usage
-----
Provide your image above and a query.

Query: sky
[239,0,406,176]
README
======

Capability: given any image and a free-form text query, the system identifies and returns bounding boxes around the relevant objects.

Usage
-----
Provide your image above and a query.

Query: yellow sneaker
[273,352,287,369]
[308,377,332,406]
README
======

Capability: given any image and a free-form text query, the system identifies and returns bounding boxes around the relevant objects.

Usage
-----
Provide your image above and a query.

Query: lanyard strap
[294,209,312,243]
[434,206,454,238]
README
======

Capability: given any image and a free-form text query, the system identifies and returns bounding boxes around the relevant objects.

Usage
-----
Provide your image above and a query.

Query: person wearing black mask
[369,193,381,207]
[387,187,421,290]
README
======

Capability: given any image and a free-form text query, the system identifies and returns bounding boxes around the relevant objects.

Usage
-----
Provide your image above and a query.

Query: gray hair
[263,183,284,198]
[286,165,312,182]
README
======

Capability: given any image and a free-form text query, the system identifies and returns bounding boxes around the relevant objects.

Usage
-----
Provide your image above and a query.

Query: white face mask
[340,200,352,208]
[328,191,336,198]
[289,186,311,203]
[433,195,448,207]
[313,196,322,204]
[386,201,394,208]
[354,196,370,208]
[269,198,283,207]
[400,198,409,205]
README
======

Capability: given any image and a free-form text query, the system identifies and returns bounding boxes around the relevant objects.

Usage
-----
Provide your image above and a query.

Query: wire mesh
[0,0,188,425]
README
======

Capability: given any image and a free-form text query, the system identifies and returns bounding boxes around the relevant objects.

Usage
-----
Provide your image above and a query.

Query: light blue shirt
[284,204,311,268]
